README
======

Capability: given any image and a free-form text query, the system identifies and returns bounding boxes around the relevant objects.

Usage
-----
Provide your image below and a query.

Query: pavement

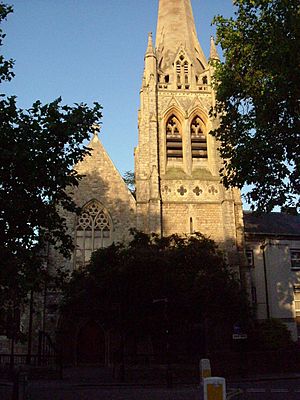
[228,372,300,384]
[1,370,200,400]
[60,366,300,386]
[1,366,300,400]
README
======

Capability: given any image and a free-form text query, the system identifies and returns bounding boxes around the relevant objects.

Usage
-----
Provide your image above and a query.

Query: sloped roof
[74,133,136,209]
[243,211,300,237]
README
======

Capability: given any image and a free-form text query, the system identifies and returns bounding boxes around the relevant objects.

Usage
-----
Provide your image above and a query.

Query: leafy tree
[62,231,251,354]
[212,0,300,212]
[249,319,294,350]
[0,3,102,316]
[122,170,135,197]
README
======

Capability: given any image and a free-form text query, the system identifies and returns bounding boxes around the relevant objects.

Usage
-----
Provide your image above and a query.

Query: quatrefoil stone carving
[177,186,187,196]
[193,186,202,196]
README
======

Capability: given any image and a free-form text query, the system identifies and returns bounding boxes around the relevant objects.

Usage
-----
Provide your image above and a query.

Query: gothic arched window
[75,200,112,268]
[175,54,189,89]
[190,116,207,159]
[166,115,182,160]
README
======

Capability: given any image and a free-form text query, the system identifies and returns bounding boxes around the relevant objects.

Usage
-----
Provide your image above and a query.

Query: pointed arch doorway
[77,320,105,364]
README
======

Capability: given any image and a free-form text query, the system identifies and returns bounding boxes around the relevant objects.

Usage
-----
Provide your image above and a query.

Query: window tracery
[166,115,182,160]
[75,200,112,268]
[190,116,207,159]
[175,54,189,89]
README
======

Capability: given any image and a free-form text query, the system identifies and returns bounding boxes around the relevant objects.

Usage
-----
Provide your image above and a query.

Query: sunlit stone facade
[134,0,245,266]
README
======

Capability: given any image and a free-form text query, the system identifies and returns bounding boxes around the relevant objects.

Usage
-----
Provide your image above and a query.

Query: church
[1,0,299,366]
[72,0,245,269]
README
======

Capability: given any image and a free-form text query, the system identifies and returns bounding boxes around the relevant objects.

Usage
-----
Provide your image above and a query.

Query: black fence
[0,353,58,367]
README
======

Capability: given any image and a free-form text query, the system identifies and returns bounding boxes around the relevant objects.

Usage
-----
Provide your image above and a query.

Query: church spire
[145,32,155,57]
[143,32,157,84]
[209,36,220,62]
[155,0,207,73]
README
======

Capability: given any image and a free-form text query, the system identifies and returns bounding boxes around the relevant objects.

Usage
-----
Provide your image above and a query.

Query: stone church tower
[135,0,244,262]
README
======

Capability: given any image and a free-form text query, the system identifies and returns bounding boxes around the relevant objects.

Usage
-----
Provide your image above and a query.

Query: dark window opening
[176,56,189,88]
[166,115,182,160]
[190,217,194,234]
[190,116,207,159]
[291,250,300,269]
[246,250,254,267]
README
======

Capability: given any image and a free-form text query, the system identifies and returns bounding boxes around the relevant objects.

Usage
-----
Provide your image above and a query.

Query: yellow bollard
[204,377,226,400]
[199,359,211,384]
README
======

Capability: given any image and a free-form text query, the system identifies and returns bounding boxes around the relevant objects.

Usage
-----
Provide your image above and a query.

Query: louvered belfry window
[176,55,189,88]
[166,115,182,160]
[75,200,112,267]
[190,116,207,159]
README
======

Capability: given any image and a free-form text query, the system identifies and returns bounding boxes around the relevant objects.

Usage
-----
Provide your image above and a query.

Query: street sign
[232,333,248,340]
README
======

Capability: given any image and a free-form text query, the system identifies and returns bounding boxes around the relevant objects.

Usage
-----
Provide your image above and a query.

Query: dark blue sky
[2,0,235,174]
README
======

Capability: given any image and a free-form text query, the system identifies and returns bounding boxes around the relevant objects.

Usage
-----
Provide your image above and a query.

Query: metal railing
[0,331,62,378]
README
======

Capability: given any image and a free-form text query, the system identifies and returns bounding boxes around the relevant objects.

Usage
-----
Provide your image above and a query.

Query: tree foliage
[248,318,294,350]
[0,3,102,310]
[122,170,135,197]
[212,0,300,212]
[62,231,251,349]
